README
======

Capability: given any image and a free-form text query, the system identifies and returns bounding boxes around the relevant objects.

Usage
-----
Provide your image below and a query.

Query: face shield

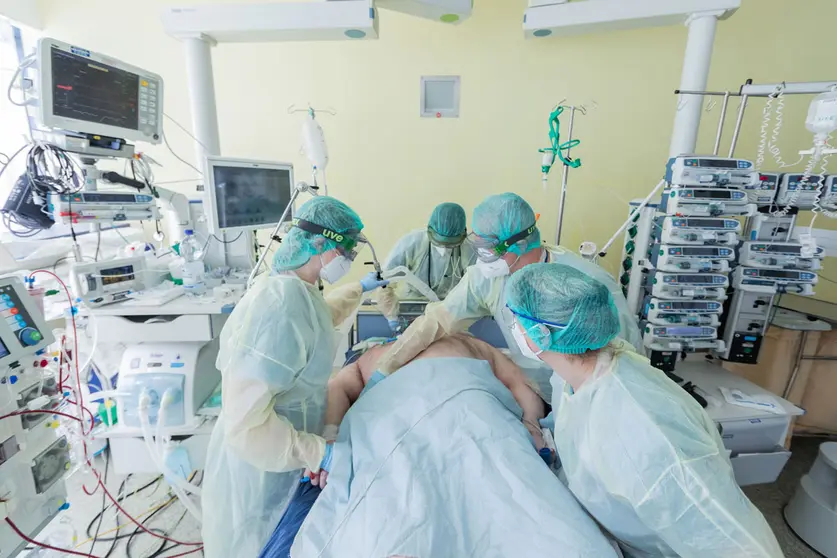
[468,223,538,263]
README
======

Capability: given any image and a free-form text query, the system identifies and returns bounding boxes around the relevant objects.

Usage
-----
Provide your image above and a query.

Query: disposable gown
[201,274,363,558]
[383,229,476,300]
[554,340,783,558]
[376,244,641,400]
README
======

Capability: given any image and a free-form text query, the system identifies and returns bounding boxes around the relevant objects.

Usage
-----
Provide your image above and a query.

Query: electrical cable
[80,474,164,545]
[161,131,203,176]
[4,517,101,558]
[163,113,212,153]
[6,53,35,107]
[90,445,111,556]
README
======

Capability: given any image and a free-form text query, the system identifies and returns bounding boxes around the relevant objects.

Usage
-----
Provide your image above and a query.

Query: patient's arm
[325,362,364,429]
[325,345,389,428]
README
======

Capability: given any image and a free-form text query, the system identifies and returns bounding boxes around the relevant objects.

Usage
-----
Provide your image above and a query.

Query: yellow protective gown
[201,275,363,558]
[376,245,641,400]
[554,340,782,557]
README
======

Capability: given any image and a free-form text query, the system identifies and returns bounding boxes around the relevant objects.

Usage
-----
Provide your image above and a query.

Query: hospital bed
[262,354,617,558]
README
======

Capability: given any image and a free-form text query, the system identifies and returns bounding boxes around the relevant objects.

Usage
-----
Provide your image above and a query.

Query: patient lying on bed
[288,334,618,557]
[326,333,547,456]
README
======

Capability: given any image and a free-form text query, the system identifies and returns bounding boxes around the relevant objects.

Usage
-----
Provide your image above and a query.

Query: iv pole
[247,181,318,287]
[555,106,579,245]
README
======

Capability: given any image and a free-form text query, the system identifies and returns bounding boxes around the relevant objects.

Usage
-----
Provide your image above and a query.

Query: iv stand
[247,181,318,287]
[554,105,582,246]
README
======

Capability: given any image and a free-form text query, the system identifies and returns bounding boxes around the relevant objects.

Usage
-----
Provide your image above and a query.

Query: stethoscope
[425,244,462,290]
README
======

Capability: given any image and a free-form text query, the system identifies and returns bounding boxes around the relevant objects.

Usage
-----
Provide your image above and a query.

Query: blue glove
[388,319,402,334]
[359,370,386,397]
[360,271,389,293]
[319,442,334,473]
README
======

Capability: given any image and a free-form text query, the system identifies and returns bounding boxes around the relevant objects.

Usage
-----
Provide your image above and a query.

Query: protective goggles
[469,223,538,263]
[292,218,361,260]
[507,305,567,331]
[427,227,467,248]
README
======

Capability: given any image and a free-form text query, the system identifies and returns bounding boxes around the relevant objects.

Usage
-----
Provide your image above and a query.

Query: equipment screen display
[212,165,292,230]
[764,245,801,254]
[672,301,717,310]
[680,247,722,256]
[101,265,134,286]
[685,218,726,228]
[51,47,139,131]
[700,159,738,168]
[83,193,138,203]
[693,189,734,199]
[0,339,8,360]
[762,270,802,279]
[676,275,714,283]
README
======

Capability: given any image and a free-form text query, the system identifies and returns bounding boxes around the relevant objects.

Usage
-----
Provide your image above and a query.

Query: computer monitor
[36,37,164,144]
[205,157,294,233]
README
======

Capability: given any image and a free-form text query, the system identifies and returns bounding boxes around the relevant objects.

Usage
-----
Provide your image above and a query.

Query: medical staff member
[201,196,388,558]
[371,192,642,400]
[505,263,782,558]
[382,202,476,300]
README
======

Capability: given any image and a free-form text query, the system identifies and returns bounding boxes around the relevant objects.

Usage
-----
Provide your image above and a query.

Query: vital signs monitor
[205,157,294,234]
[36,38,164,144]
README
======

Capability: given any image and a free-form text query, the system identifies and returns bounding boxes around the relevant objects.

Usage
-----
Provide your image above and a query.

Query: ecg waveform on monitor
[51,47,139,131]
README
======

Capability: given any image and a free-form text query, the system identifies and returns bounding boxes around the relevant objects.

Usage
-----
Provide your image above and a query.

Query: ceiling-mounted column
[668,11,723,157]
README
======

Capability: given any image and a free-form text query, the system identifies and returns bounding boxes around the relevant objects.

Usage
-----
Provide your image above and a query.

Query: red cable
[26,271,203,548]
[4,517,101,558]
[91,469,203,546]
[65,398,96,432]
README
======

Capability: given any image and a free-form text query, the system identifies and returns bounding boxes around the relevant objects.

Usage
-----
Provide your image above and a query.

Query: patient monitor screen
[211,165,292,230]
[51,46,140,130]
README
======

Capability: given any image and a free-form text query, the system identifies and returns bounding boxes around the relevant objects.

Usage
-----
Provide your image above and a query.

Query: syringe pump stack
[634,156,758,372]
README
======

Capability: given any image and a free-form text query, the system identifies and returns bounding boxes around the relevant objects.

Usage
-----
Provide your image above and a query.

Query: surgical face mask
[476,257,510,278]
[510,323,543,362]
[433,245,453,258]
[319,254,352,284]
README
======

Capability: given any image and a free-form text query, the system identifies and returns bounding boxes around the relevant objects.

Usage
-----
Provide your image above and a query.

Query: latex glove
[388,319,402,335]
[360,271,389,293]
[303,442,334,488]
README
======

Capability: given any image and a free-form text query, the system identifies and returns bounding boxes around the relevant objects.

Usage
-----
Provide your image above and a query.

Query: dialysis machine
[0,278,67,558]
[623,155,826,372]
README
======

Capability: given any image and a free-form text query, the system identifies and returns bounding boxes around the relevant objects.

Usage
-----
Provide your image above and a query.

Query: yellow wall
[37,0,837,303]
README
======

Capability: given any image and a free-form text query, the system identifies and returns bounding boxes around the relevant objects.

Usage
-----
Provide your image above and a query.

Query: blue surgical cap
[273,196,364,272]
[472,193,541,256]
[506,263,620,354]
[428,203,467,240]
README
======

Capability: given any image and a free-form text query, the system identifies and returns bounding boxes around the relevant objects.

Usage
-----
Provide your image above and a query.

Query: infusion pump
[665,156,758,187]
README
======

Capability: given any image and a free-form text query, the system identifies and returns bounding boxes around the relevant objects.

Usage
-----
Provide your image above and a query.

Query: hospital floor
[23,436,826,558]
[743,435,824,558]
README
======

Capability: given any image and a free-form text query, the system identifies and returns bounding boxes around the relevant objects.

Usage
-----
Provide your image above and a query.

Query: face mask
[319,254,352,284]
[476,258,510,278]
[510,323,544,362]
[433,245,453,258]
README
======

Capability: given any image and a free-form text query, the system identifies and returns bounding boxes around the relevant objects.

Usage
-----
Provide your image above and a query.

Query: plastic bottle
[179,230,206,296]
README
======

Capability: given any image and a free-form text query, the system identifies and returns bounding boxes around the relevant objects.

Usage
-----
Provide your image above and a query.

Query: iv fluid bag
[302,114,329,170]
[806,91,837,137]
